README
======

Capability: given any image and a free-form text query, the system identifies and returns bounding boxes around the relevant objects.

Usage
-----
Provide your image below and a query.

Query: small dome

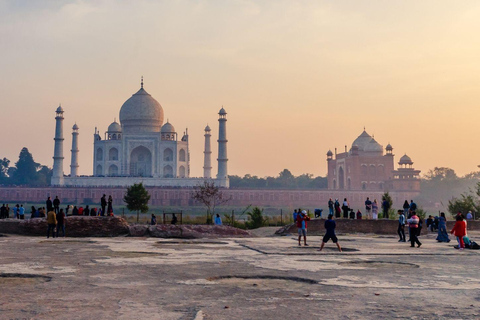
[386,143,393,150]
[56,105,64,113]
[364,138,383,152]
[205,125,211,131]
[72,123,79,130]
[327,150,333,156]
[399,154,413,165]
[108,121,122,133]
[219,107,227,115]
[161,121,175,133]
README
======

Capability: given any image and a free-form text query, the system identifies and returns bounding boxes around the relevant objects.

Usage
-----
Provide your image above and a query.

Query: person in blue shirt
[397,210,406,242]
[214,214,222,225]
[292,209,298,224]
[318,214,342,252]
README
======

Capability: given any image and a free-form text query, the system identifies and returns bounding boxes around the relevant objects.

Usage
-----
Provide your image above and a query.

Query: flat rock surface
[1,231,479,319]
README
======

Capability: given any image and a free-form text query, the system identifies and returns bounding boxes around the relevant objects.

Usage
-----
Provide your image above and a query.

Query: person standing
[382,198,390,219]
[46,209,57,239]
[466,211,473,220]
[372,199,378,220]
[409,200,417,212]
[407,211,421,248]
[397,210,406,242]
[53,196,61,214]
[292,209,298,224]
[13,204,18,219]
[297,210,310,246]
[214,214,222,225]
[84,205,90,217]
[403,200,410,215]
[436,212,450,242]
[19,204,25,220]
[318,214,342,252]
[5,204,10,218]
[56,209,66,237]
[451,214,467,250]
[101,194,107,216]
[342,198,349,219]
[328,198,334,216]
[0,204,6,219]
[365,197,372,219]
[334,199,341,218]
[46,197,53,212]
[151,214,157,225]
[107,195,113,215]
[171,213,178,225]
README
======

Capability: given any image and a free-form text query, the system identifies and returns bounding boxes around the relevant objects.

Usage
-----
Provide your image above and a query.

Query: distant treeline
[229,169,327,189]
[0,147,52,187]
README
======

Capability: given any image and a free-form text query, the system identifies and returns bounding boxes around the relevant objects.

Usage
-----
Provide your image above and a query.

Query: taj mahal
[50,79,229,188]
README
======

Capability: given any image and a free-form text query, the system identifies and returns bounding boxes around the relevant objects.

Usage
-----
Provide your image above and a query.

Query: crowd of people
[1,194,116,238]
[295,199,477,252]
[325,197,417,220]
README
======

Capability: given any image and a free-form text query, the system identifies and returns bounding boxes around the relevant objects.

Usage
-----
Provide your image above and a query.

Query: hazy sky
[1,0,480,178]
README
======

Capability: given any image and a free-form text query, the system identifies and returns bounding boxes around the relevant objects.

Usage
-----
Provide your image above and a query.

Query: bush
[245,207,268,229]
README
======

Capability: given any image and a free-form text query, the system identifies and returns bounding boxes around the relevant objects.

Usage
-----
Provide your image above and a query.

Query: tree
[448,182,480,218]
[192,181,231,224]
[381,192,393,218]
[0,157,10,185]
[246,207,268,229]
[123,183,151,223]
[11,148,40,185]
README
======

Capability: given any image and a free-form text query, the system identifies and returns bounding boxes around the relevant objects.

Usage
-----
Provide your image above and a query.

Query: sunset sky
[1,0,479,178]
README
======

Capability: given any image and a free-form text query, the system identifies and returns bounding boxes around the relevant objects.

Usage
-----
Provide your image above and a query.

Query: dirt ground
[1,230,479,320]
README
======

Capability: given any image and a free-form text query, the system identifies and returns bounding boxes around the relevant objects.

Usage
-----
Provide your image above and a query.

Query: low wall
[276,219,480,235]
[0,217,130,237]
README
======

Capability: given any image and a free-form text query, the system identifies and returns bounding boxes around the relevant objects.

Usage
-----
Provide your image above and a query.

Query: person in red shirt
[451,214,467,250]
[297,210,310,246]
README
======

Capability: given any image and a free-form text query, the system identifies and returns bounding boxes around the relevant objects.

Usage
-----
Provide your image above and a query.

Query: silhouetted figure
[107,195,113,215]
[171,213,178,225]
[151,214,157,225]
[53,196,60,214]
[101,194,107,216]
[46,197,53,212]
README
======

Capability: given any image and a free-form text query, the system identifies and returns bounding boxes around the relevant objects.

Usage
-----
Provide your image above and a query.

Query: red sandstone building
[327,130,420,192]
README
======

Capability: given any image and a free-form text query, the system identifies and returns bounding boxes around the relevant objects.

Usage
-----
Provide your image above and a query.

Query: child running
[318,214,342,252]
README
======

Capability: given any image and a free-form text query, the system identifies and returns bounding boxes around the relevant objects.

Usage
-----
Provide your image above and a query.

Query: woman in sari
[436,212,450,242]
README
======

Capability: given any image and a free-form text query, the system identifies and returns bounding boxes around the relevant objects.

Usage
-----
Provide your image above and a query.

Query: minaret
[51,105,65,186]
[203,124,212,178]
[217,107,228,186]
[70,123,79,177]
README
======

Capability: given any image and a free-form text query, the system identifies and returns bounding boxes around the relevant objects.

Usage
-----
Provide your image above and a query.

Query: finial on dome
[141,76,143,89]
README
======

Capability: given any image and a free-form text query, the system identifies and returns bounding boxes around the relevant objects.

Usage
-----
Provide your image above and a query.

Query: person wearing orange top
[451,214,467,250]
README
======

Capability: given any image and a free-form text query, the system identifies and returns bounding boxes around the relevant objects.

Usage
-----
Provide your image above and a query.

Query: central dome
[119,86,164,133]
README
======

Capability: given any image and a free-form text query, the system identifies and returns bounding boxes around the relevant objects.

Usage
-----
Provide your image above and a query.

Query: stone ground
[1,230,480,320]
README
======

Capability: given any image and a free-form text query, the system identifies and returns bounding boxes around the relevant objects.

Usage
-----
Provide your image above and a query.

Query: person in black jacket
[101,194,107,216]
[46,197,53,212]
[53,196,60,214]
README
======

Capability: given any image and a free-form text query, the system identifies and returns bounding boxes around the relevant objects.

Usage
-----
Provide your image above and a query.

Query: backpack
[470,241,480,250]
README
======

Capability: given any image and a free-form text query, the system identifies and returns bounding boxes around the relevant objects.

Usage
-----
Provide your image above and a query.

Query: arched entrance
[130,146,152,177]
[338,167,345,190]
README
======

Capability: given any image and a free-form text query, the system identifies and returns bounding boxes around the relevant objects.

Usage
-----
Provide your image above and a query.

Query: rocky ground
[1,230,479,319]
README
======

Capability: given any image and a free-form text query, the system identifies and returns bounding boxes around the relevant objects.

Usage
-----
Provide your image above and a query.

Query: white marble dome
[108,121,122,133]
[119,86,164,133]
[161,121,175,133]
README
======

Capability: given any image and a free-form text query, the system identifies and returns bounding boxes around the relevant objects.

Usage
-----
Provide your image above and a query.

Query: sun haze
[1,1,479,178]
